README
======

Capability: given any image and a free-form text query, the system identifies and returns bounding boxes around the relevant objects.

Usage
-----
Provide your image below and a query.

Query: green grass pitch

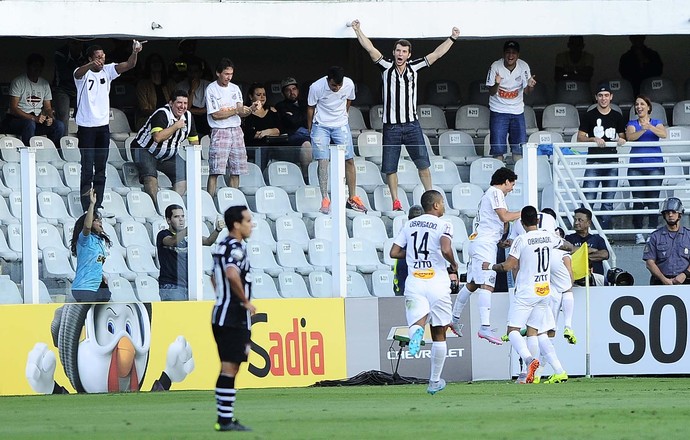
[2,377,689,439]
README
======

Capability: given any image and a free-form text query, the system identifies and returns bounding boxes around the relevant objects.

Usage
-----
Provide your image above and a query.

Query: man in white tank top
[450,167,521,345]
[390,190,459,395]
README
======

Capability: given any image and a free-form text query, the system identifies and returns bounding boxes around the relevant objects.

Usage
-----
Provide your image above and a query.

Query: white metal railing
[552,140,690,268]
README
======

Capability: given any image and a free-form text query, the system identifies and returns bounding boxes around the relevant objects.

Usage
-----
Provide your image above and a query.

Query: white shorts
[507,296,554,333]
[466,240,497,287]
[404,278,452,327]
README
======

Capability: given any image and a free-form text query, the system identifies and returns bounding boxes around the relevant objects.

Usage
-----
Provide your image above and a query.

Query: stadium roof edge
[1,0,689,39]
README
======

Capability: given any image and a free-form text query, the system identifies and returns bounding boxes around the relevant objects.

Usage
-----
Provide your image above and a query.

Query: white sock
[477,288,492,326]
[429,341,447,382]
[562,291,574,329]
[526,335,539,361]
[538,333,565,374]
[409,324,423,340]
[452,285,471,317]
[508,330,532,362]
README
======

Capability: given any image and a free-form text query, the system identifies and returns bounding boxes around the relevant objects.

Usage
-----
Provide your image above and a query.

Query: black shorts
[134,147,186,184]
[212,325,251,363]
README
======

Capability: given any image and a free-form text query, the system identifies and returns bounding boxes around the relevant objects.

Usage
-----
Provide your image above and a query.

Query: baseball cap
[596,82,612,93]
[503,40,520,52]
[281,77,298,91]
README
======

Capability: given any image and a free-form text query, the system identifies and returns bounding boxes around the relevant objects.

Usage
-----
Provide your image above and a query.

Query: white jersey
[509,229,564,300]
[550,248,572,294]
[74,63,120,127]
[486,58,531,115]
[307,76,355,127]
[205,81,243,129]
[509,213,558,240]
[472,186,508,244]
[393,214,453,283]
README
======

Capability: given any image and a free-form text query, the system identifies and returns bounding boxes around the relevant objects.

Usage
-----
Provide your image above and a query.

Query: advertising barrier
[0,298,347,396]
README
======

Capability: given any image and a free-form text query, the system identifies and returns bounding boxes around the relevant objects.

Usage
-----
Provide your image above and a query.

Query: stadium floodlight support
[20,146,39,304]
[186,144,204,301]
[330,144,347,297]
[521,143,538,209]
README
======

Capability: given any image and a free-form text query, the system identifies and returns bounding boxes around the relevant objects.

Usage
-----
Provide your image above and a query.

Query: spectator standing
[274,77,313,177]
[576,83,627,230]
[619,35,663,96]
[389,190,459,395]
[74,40,144,212]
[307,66,367,214]
[176,59,211,136]
[211,205,255,432]
[554,36,594,82]
[643,197,690,285]
[205,58,256,195]
[486,40,537,163]
[565,206,609,285]
[351,20,460,211]
[626,95,667,245]
[135,53,176,129]
[52,40,85,132]
[131,90,199,208]
[3,53,65,147]
[69,189,112,303]
[157,204,221,301]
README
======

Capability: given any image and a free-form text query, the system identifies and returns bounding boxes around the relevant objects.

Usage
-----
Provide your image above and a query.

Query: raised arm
[351,20,383,62]
[426,27,460,65]
[115,40,146,75]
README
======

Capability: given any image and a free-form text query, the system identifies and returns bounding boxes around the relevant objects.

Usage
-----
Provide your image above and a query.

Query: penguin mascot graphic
[26,303,195,394]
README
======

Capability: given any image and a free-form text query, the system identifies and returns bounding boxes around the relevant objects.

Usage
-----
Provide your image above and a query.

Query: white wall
[1,1,689,39]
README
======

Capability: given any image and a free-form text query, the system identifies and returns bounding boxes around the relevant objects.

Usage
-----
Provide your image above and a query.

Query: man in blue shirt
[643,197,690,285]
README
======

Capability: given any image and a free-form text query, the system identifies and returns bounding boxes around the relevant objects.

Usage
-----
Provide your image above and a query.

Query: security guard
[643,197,690,285]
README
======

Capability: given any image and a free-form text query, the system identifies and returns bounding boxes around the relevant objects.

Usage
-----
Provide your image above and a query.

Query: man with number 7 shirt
[390,190,459,395]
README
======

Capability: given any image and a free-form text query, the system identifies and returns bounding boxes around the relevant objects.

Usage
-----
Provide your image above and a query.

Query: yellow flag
[571,242,589,280]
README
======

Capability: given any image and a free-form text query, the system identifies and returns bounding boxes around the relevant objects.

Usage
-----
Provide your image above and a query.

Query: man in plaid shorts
[205,57,258,195]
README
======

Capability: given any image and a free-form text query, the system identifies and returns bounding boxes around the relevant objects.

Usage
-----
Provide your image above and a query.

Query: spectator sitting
[136,53,176,129]
[169,39,211,84]
[274,77,313,176]
[157,204,222,301]
[131,90,199,210]
[625,95,667,245]
[554,36,594,82]
[242,83,285,168]
[565,206,609,286]
[619,35,663,96]
[176,59,211,136]
[3,53,65,146]
[52,40,85,134]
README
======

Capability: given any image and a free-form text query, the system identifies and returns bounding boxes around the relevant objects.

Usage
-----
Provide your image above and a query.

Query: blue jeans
[628,167,664,229]
[159,284,188,301]
[381,120,429,174]
[489,111,526,156]
[77,125,110,211]
[4,114,65,146]
[583,166,618,229]
[310,123,354,160]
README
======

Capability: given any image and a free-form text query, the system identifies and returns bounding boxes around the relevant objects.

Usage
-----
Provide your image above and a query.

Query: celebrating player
[450,167,521,344]
[390,190,460,395]
[484,206,572,384]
